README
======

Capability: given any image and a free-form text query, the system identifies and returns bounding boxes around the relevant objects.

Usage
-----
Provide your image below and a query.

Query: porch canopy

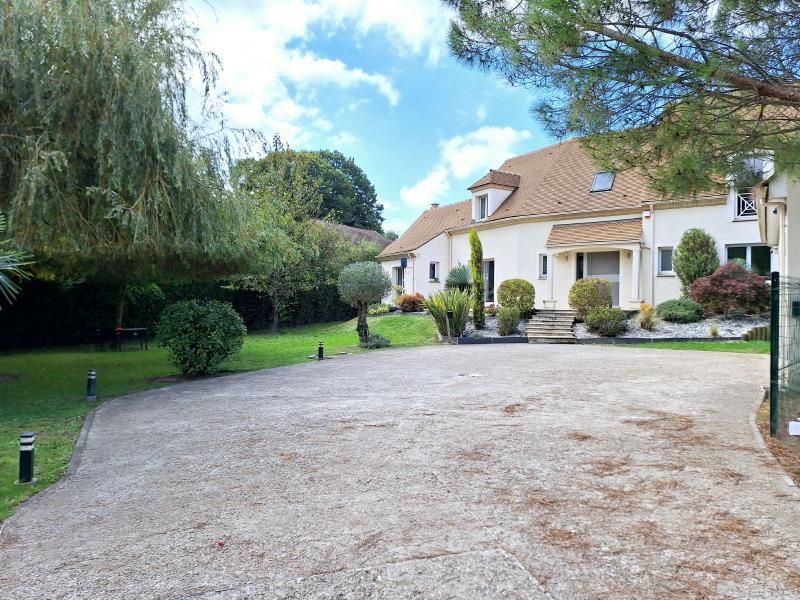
[546,218,642,249]
[544,218,644,306]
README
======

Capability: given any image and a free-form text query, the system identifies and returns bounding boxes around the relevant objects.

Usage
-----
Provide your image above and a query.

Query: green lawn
[622,340,769,354]
[0,314,437,521]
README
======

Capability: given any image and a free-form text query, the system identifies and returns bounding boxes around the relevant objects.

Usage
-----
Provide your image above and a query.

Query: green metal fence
[769,272,800,438]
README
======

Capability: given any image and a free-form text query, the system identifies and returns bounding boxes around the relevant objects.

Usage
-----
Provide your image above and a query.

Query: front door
[586,251,620,306]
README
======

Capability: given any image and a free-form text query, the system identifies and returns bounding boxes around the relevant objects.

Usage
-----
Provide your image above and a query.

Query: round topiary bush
[656,298,704,323]
[497,278,536,317]
[568,278,612,320]
[156,300,247,375]
[585,306,628,337]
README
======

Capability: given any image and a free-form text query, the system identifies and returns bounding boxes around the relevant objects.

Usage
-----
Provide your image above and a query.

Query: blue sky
[191,0,557,233]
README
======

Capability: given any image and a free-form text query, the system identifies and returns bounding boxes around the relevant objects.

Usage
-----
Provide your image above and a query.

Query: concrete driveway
[1,345,798,599]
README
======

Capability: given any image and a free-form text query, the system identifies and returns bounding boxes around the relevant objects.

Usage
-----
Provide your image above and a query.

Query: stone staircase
[525,309,577,344]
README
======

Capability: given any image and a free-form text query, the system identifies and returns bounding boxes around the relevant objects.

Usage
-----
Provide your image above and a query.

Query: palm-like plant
[0,214,32,307]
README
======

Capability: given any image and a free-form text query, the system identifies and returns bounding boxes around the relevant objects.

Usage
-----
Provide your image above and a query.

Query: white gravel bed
[576,314,769,339]
[464,315,527,338]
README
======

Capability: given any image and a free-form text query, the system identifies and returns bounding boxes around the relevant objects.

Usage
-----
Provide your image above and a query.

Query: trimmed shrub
[656,298,704,323]
[497,306,520,336]
[585,306,628,337]
[673,228,720,296]
[497,278,536,317]
[568,278,612,320]
[396,292,425,312]
[368,303,389,315]
[360,333,391,349]
[338,261,392,343]
[689,262,770,317]
[426,288,470,337]
[469,229,485,329]
[637,302,656,331]
[445,263,471,292]
[156,300,247,375]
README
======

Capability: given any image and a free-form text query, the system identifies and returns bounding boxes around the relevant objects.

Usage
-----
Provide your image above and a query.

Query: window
[538,254,548,279]
[478,195,488,220]
[735,188,757,219]
[429,261,439,281]
[658,247,674,275]
[727,244,771,275]
[393,266,404,288]
[591,171,615,192]
[483,260,495,302]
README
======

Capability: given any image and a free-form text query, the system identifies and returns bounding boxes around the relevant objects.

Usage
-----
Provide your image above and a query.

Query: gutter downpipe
[647,202,656,305]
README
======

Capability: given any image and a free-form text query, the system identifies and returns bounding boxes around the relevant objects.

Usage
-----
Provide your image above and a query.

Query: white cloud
[399,126,531,210]
[190,0,452,146]
[440,126,532,179]
[331,131,359,146]
[400,166,451,208]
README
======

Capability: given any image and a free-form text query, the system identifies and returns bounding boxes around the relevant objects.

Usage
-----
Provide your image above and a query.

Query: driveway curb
[749,385,800,493]
[66,403,102,476]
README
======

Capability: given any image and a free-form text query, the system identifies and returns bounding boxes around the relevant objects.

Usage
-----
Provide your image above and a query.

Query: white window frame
[429,261,440,282]
[478,194,488,220]
[734,188,758,220]
[538,253,548,279]
[658,246,674,275]
[726,244,771,275]
[591,171,615,192]
[393,266,404,288]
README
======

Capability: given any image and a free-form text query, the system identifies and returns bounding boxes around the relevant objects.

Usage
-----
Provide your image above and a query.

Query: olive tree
[337,262,391,343]
[673,229,720,296]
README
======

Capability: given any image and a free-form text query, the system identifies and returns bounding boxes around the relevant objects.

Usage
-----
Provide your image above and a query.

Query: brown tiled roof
[486,139,658,222]
[546,218,642,246]
[318,220,392,249]
[378,200,472,257]
[468,169,521,190]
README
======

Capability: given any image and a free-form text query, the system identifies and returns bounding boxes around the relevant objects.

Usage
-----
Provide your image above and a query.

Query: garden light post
[86,369,97,402]
[18,432,35,484]
[318,341,324,360]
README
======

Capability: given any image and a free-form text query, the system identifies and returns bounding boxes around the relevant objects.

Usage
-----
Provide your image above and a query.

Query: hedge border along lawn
[0,314,437,521]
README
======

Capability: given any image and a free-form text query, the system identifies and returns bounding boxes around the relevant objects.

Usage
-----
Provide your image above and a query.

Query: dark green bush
[656,298,704,323]
[585,306,628,336]
[497,278,535,317]
[497,306,520,336]
[156,300,247,375]
[360,333,391,349]
[445,263,471,291]
[568,278,612,320]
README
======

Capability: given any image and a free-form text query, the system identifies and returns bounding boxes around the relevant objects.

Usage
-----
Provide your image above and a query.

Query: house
[379,139,774,310]
[758,172,800,278]
[317,220,393,250]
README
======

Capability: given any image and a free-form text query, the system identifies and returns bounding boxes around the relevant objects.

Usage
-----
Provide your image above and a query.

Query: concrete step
[527,318,575,324]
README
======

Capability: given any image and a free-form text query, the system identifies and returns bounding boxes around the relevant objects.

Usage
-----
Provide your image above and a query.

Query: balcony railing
[736,189,757,218]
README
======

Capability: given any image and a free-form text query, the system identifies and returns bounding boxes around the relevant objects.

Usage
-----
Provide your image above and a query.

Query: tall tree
[0,0,253,301]
[469,229,485,329]
[446,0,800,194]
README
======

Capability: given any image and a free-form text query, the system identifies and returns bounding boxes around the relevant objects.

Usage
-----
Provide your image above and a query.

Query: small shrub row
[396,292,425,312]
[657,298,704,323]
[497,306,520,336]
[585,306,628,337]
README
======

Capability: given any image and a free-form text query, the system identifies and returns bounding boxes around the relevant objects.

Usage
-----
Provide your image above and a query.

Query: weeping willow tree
[0,0,256,322]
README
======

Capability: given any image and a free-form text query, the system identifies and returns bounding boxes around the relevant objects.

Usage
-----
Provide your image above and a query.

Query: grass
[624,340,769,354]
[0,314,437,521]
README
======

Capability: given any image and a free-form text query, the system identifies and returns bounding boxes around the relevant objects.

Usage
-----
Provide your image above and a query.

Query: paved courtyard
[1,345,798,599]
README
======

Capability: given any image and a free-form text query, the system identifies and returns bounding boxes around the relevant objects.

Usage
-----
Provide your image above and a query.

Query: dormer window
[478,194,488,219]
[591,172,615,192]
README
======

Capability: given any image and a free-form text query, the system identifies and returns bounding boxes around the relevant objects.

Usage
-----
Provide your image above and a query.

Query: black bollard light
[446,310,454,338]
[317,341,324,360]
[18,432,35,485]
[86,369,97,402]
